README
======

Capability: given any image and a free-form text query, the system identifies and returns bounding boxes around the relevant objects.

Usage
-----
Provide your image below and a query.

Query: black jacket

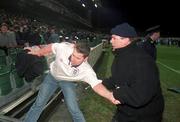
[15,50,45,82]
[103,42,164,121]
[140,37,157,60]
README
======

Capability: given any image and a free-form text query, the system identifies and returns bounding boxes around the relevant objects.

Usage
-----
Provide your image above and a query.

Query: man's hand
[24,46,41,56]
[92,83,121,105]
[109,92,121,105]
[24,44,52,57]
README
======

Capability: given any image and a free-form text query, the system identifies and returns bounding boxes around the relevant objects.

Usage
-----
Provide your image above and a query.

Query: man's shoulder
[81,62,94,72]
[60,42,73,47]
[54,42,73,48]
[137,38,152,49]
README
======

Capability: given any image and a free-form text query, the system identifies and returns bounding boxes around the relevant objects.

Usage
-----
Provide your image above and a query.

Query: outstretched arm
[24,44,53,57]
[92,83,121,105]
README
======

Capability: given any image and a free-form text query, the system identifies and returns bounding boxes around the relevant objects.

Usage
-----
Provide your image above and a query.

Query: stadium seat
[0,55,7,66]
[0,49,6,55]
[8,48,18,65]
[0,66,12,96]
[0,49,7,65]
[11,69,24,88]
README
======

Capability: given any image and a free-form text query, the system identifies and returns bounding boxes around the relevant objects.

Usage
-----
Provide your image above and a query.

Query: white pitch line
[157,61,180,74]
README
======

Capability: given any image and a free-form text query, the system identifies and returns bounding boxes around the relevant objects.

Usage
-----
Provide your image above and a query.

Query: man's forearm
[92,83,120,104]
[24,44,52,56]
[38,44,52,56]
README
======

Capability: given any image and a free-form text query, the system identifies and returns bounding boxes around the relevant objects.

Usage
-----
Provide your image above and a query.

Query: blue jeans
[23,73,85,122]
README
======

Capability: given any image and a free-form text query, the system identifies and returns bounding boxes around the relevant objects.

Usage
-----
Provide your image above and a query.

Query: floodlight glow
[65,37,69,39]
[82,3,86,7]
[94,4,98,8]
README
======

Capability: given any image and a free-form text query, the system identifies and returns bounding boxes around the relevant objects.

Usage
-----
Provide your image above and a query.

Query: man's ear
[84,57,88,62]
[124,38,131,44]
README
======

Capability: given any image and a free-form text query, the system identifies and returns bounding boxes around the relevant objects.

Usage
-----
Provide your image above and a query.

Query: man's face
[153,32,160,41]
[1,25,8,33]
[70,48,87,66]
[110,35,130,50]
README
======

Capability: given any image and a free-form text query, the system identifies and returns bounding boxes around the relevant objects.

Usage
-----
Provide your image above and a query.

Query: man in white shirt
[23,42,120,122]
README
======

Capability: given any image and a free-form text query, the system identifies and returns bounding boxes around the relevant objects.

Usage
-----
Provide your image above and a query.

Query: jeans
[23,73,85,122]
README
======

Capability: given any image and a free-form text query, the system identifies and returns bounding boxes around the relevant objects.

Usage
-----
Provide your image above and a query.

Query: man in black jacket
[102,23,164,122]
[140,25,160,61]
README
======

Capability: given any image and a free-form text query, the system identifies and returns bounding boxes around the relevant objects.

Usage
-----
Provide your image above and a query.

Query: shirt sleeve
[51,42,74,55]
[83,70,102,88]
[51,43,59,55]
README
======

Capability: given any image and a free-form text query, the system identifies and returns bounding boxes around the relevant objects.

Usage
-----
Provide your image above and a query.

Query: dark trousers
[111,110,163,122]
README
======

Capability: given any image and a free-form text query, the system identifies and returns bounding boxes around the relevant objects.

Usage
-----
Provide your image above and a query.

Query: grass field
[80,45,180,122]
[157,45,180,122]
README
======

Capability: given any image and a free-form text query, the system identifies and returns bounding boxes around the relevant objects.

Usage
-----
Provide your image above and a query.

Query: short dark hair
[75,42,90,57]
[1,23,8,28]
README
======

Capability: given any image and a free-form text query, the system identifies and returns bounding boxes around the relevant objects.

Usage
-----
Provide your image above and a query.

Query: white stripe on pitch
[157,61,180,74]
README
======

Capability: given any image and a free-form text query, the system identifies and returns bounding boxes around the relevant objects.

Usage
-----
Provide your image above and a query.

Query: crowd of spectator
[0,9,105,53]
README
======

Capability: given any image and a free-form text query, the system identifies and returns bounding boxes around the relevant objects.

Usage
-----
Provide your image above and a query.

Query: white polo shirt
[50,42,102,88]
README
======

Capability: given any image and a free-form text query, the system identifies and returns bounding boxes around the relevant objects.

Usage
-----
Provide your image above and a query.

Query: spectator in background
[43,26,51,44]
[21,25,30,46]
[49,26,59,43]
[44,26,59,44]
[0,23,17,47]
[27,27,42,46]
[23,42,120,122]
[0,23,17,55]
[102,23,164,122]
[13,24,25,46]
[139,25,160,60]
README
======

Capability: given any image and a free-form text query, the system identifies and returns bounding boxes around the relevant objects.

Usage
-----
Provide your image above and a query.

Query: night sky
[92,0,179,37]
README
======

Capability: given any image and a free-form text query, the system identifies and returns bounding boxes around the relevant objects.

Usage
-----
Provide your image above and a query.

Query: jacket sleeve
[113,59,159,107]
[102,76,115,90]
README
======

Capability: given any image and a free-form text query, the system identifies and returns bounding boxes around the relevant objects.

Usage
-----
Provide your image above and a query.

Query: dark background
[0,0,179,37]
[92,0,179,37]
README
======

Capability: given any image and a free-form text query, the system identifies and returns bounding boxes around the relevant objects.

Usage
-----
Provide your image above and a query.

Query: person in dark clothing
[15,49,45,82]
[102,23,164,122]
[139,25,160,60]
